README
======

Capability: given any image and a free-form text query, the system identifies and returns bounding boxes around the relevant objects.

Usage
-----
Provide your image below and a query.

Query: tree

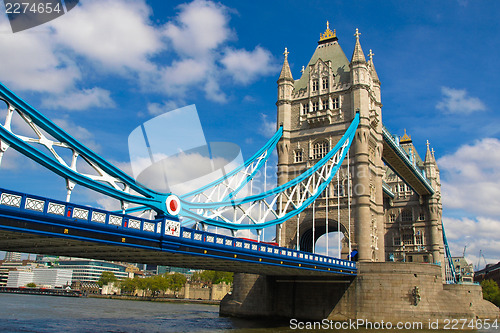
[192,270,233,285]
[480,279,500,307]
[97,271,117,287]
[167,273,187,293]
[26,282,36,288]
[120,278,138,294]
[149,275,169,297]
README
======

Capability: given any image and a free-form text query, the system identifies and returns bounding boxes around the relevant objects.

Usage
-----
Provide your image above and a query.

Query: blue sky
[0,0,499,268]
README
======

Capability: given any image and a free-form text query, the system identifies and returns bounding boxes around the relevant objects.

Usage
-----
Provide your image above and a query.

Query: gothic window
[418,211,425,221]
[312,80,319,91]
[322,99,329,110]
[313,140,329,159]
[333,184,344,197]
[402,232,413,245]
[312,101,319,112]
[398,183,405,192]
[389,213,396,223]
[393,236,401,246]
[415,230,424,245]
[332,96,339,109]
[294,150,303,163]
[322,77,329,90]
[401,209,413,222]
[320,184,330,198]
[303,103,310,113]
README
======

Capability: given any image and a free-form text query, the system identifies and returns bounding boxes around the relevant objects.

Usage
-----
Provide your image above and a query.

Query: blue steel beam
[381,125,434,196]
[0,187,356,276]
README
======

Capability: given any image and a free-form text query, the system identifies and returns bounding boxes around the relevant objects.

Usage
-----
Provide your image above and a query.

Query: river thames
[0,293,498,332]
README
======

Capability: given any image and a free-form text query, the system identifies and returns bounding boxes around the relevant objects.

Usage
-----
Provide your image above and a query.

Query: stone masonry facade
[275,23,444,269]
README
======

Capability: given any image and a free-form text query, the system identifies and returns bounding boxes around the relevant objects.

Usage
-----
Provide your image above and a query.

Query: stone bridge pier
[220,263,499,324]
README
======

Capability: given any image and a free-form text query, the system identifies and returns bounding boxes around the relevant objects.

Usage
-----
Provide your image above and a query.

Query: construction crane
[475,250,488,271]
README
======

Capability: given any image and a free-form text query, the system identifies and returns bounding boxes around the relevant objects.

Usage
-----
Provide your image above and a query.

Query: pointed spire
[424,140,433,163]
[368,49,374,62]
[278,47,294,82]
[367,49,380,83]
[351,28,366,64]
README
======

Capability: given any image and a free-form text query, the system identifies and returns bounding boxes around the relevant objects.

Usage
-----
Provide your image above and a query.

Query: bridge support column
[221,263,499,323]
[352,119,372,262]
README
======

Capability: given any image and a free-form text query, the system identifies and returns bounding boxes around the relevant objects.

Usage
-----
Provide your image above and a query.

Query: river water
[0,293,498,333]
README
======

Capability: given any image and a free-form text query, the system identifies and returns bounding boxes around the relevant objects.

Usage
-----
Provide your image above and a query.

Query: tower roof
[424,140,435,164]
[351,28,366,64]
[400,129,412,144]
[318,21,338,44]
[294,23,350,91]
[278,47,294,82]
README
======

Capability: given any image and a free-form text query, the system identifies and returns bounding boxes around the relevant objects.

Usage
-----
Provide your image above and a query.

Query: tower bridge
[0,22,497,323]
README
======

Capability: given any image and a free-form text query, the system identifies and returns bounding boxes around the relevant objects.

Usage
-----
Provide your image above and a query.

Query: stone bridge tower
[221,23,498,323]
[276,24,385,262]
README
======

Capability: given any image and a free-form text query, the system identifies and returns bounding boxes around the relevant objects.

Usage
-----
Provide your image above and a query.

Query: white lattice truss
[181,138,350,230]
[183,149,268,205]
[0,96,160,212]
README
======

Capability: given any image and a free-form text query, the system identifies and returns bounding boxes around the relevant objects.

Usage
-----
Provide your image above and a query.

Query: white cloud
[0,20,80,94]
[436,87,486,114]
[439,138,500,267]
[444,216,500,268]
[258,113,276,137]
[163,0,232,57]
[158,58,210,96]
[51,0,162,73]
[42,88,115,111]
[221,46,278,84]
[438,138,500,217]
[147,100,182,116]
[0,0,277,110]
[53,118,101,152]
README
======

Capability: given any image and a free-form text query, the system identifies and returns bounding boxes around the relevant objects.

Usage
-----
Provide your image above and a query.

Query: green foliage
[97,271,117,287]
[120,273,187,297]
[191,270,233,285]
[26,282,37,288]
[168,272,187,292]
[481,279,500,307]
[120,277,139,294]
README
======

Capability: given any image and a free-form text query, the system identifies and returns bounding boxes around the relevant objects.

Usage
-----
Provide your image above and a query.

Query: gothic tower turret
[349,29,385,262]
[424,142,444,271]
[277,48,294,187]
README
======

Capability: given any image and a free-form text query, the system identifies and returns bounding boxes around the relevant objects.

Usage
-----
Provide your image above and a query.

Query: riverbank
[0,286,82,297]
[88,294,220,305]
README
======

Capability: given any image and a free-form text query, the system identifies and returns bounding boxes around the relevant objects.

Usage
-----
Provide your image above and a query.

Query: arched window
[312,79,319,91]
[313,140,329,159]
[294,150,303,163]
[322,77,329,90]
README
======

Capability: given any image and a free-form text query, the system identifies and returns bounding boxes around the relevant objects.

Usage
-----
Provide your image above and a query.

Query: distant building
[6,268,73,288]
[33,268,72,287]
[475,261,500,287]
[4,252,21,262]
[6,270,33,287]
[57,259,128,283]
[448,257,474,283]
[0,260,36,286]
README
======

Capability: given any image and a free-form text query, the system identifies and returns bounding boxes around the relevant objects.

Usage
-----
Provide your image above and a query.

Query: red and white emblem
[165,195,181,216]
